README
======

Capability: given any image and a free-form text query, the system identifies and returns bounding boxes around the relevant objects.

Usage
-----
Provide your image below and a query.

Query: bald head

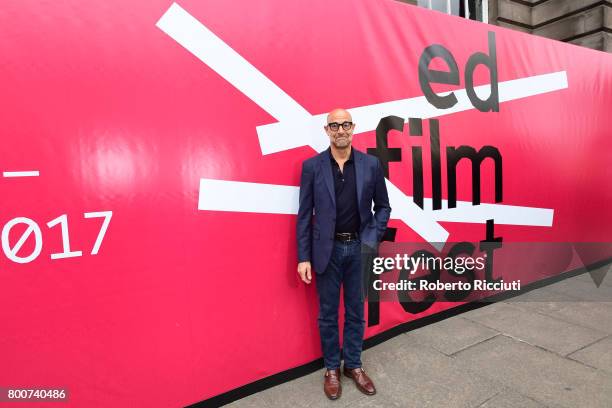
[326,108,352,124]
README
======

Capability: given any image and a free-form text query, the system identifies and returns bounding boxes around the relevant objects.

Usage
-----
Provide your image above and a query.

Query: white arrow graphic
[257,71,568,154]
[198,179,553,226]
[157,3,561,245]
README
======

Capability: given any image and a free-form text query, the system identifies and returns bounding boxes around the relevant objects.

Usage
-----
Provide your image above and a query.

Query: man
[296,108,391,400]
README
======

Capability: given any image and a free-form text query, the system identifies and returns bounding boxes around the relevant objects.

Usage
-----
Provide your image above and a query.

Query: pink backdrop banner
[0,0,611,406]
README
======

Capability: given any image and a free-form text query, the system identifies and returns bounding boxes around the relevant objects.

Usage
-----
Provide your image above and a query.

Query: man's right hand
[297,261,312,284]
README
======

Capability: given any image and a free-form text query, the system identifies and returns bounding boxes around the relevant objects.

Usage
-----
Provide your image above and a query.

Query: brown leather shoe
[343,367,376,395]
[323,369,342,400]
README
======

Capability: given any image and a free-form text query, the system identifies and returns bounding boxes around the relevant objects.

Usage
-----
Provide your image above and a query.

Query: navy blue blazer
[297,147,391,275]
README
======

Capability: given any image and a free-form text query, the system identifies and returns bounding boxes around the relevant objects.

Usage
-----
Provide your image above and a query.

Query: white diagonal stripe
[198,179,553,227]
[3,171,40,177]
[198,179,300,215]
[257,71,568,154]
[156,3,311,126]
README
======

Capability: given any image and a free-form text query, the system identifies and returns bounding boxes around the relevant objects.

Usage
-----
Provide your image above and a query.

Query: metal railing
[420,0,488,23]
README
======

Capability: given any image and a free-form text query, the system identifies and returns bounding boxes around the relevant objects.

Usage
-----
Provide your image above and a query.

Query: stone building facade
[399,0,612,53]
[489,0,611,52]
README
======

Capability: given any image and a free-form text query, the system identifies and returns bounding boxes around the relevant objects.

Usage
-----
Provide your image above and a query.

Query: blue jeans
[315,239,365,370]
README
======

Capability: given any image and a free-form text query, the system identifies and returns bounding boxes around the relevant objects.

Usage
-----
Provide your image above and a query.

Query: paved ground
[228,266,612,408]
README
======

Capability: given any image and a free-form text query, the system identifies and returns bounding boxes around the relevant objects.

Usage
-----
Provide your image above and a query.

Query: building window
[417,0,488,23]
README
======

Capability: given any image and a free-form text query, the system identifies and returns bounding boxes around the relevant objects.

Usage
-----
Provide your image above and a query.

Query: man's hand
[297,261,312,284]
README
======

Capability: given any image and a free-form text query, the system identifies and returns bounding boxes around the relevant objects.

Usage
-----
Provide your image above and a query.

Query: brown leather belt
[335,232,359,242]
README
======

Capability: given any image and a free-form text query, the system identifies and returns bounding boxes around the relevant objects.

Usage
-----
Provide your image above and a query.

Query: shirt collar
[328,147,355,164]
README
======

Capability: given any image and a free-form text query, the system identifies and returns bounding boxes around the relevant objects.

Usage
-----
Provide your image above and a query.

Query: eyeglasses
[326,121,353,132]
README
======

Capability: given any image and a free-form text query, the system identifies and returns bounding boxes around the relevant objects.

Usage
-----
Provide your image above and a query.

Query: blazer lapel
[354,149,364,205]
[320,153,336,207]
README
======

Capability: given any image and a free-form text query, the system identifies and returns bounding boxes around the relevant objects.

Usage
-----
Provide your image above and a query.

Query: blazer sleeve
[297,160,314,262]
[372,158,391,242]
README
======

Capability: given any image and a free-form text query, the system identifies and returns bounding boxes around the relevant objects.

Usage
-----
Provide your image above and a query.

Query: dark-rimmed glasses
[326,121,353,132]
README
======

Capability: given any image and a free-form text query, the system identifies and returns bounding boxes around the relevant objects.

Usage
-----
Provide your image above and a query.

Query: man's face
[325,109,355,149]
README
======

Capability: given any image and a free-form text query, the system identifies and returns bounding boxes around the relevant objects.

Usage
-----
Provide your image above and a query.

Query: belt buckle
[337,232,354,242]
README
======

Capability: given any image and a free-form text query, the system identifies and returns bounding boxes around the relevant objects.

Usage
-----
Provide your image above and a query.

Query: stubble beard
[332,135,351,149]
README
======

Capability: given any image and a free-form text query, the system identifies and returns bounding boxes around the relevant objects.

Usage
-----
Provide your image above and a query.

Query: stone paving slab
[545,276,612,302]
[360,334,501,408]
[403,315,498,356]
[226,274,612,408]
[341,394,403,408]
[461,301,608,356]
[568,335,612,375]
[510,282,581,302]
[228,331,502,408]
[532,301,612,334]
[255,367,366,408]
[477,390,547,408]
[452,334,612,408]
[508,285,580,315]
[226,392,271,408]
[574,268,612,288]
